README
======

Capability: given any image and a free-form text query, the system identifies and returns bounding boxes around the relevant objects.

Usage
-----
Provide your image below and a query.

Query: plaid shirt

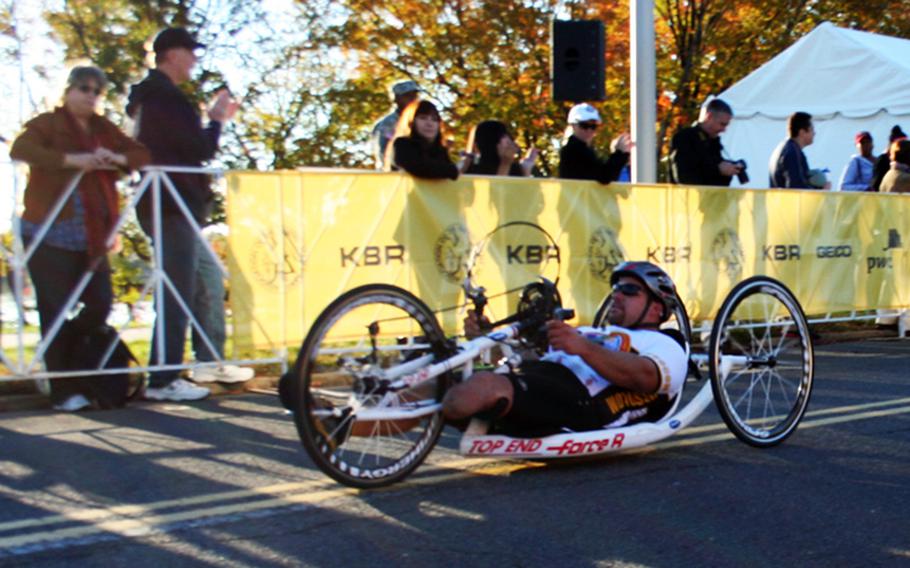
[20,192,88,251]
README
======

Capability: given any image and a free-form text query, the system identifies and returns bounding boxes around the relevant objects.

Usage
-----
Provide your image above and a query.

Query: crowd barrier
[226,170,910,350]
[2,166,908,385]
[0,164,284,384]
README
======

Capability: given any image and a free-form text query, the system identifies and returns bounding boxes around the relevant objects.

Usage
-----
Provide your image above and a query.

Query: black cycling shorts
[500,360,604,435]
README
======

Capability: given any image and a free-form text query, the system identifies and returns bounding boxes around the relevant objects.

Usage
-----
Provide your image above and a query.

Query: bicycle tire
[709,276,814,447]
[291,284,449,488]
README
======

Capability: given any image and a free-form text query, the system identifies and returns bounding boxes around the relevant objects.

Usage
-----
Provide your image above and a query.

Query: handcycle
[283,274,814,489]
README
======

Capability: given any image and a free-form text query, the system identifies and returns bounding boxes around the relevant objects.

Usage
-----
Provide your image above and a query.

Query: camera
[732,159,749,184]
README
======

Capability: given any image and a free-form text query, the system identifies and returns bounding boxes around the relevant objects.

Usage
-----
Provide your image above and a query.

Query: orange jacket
[10,107,151,225]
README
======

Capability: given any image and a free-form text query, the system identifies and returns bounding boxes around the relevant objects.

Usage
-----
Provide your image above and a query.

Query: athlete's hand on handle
[544,319,587,356]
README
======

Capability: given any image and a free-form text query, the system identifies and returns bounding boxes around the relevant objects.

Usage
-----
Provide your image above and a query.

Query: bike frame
[348,321,749,459]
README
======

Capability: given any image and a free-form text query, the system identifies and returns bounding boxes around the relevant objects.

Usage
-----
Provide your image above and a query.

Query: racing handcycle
[283,275,814,489]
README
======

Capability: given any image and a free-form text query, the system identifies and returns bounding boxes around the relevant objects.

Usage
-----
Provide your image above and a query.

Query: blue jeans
[191,238,226,362]
[140,214,199,388]
[25,239,112,402]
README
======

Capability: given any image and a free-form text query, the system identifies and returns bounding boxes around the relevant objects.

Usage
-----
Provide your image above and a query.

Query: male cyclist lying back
[443,261,688,435]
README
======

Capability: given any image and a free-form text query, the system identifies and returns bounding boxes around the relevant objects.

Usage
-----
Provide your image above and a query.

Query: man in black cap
[126,27,242,401]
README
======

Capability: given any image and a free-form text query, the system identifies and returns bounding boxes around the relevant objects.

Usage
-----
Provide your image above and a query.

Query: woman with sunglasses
[558,103,631,183]
[464,120,539,177]
[386,100,471,180]
[10,65,150,411]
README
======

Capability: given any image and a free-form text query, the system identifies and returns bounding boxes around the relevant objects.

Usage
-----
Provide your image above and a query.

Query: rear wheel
[709,276,814,447]
[291,284,449,488]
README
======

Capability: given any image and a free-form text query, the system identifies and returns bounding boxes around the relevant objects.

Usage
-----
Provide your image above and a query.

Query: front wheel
[709,276,814,447]
[291,284,450,488]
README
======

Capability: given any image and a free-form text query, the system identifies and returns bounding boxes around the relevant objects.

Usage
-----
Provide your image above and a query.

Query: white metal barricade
[0,162,285,385]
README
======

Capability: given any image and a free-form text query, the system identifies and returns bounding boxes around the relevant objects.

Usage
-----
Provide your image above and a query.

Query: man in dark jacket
[669,99,743,186]
[558,103,630,184]
[126,27,240,401]
[769,111,829,190]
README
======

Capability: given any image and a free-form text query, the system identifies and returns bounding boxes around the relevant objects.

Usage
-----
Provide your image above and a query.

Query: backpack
[61,322,143,409]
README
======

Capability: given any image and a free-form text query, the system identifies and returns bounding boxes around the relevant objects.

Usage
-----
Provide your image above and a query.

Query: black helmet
[610,261,678,322]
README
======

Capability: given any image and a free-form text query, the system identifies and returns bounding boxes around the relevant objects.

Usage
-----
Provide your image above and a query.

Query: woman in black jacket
[558,103,631,184]
[464,120,539,177]
[386,100,466,180]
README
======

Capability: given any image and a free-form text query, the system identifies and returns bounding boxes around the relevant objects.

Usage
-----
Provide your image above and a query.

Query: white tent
[718,22,910,189]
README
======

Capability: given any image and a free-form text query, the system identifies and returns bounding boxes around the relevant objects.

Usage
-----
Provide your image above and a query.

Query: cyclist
[443,261,688,434]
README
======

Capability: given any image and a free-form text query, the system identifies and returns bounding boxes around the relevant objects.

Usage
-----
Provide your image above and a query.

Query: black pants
[25,240,112,403]
[499,361,606,436]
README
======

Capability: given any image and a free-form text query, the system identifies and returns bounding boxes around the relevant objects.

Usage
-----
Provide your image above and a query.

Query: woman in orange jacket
[10,65,150,411]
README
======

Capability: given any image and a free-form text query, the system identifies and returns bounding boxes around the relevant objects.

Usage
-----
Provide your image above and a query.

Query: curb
[0,374,281,414]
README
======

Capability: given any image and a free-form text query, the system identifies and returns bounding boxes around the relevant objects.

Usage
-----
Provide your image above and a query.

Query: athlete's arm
[545,320,659,393]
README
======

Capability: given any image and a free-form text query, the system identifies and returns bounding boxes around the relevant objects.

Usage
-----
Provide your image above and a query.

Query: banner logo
[433,223,471,283]
[712,228,744,281]
[867,228,902,273]
[249,228,304,288]
[587,227,625,282]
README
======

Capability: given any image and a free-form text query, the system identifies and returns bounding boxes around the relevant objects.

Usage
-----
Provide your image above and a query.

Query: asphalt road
[0,339,907,567]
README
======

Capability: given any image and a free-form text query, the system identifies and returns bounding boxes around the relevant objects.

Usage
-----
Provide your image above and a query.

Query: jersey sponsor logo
[603,390,658,415]
[582,331,630,353]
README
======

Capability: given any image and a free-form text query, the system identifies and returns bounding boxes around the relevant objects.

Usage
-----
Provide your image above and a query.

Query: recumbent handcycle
[281,275,814,489]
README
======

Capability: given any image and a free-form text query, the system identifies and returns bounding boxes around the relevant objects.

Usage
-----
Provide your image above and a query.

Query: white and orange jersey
[541,325,688,398]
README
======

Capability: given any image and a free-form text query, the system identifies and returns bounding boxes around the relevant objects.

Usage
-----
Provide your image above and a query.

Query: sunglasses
[76,85,102,96]
[577,122,599,131]
[612,282,644,297]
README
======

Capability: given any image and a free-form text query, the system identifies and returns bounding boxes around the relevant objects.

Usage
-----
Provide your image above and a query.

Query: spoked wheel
[593,289,692,354]
[709,276,814,447]
[291,284,450,488]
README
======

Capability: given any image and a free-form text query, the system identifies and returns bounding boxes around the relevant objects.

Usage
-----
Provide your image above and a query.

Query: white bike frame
[342,321,748,460]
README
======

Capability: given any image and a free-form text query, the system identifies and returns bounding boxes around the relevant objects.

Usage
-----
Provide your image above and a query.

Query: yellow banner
[226,171,910,353]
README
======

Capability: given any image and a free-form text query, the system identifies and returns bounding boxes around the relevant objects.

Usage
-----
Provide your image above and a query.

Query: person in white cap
[558,103,631,183]
[371,80,420,168]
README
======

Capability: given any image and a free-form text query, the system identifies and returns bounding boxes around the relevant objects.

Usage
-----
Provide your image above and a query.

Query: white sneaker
[53,394,91,412]
[192,365,255,384]
[144,378,210,401]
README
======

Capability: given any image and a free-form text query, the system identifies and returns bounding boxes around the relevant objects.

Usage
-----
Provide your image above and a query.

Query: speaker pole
[631,0,656,183]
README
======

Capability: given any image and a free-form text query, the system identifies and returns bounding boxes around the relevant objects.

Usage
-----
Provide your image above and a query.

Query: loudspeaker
[551,20,605,102]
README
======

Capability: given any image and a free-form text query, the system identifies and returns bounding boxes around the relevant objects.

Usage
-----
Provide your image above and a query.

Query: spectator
[371,80,420,169]
[837,131,875,191]
[871,125,907,192]
[558,103,631,183]
[386,100,468,179]
[769,111,830,189]
[190,226,254,384]
[879,139,910,193]
[10,65,150,411]
[465,120,538,177]
[669,98,744,186]
[126,27,242,401]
